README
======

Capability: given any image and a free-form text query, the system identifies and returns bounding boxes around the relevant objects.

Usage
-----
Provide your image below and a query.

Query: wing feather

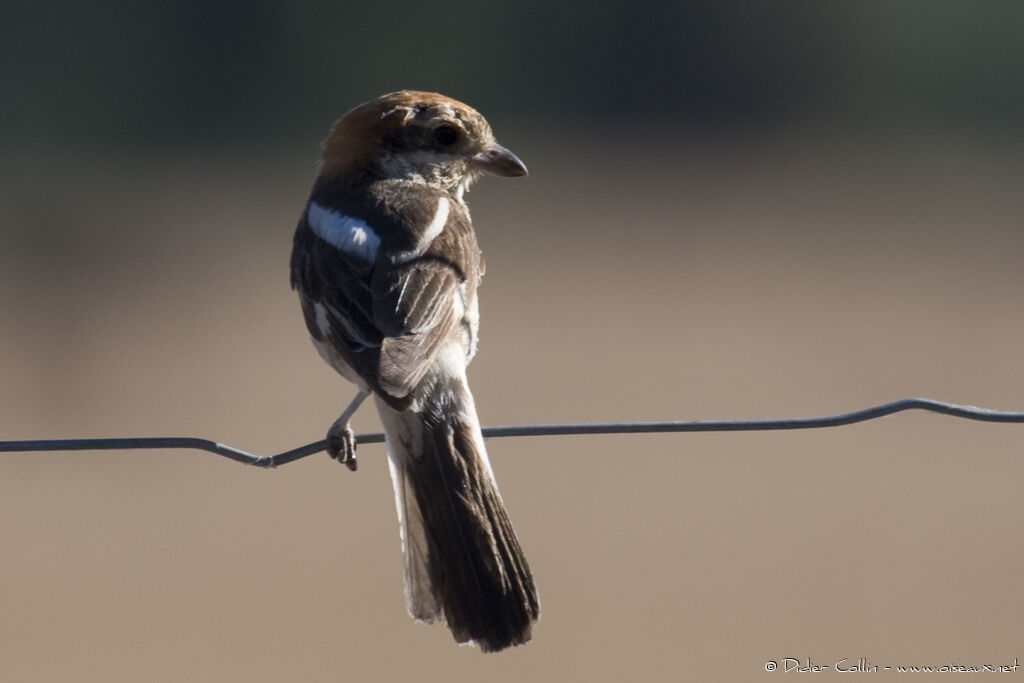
[290,181,481,409]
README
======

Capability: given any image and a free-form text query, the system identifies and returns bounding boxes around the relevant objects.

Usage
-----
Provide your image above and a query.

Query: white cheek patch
[307,202,381,262]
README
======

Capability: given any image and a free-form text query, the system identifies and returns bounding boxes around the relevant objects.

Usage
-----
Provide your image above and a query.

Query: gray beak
[471,144,528,177]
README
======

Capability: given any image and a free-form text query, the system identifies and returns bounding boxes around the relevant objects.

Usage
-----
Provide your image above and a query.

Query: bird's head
[319,90,527,196]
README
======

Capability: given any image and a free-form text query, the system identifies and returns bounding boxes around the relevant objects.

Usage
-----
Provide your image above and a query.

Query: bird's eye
[434,125,459,147]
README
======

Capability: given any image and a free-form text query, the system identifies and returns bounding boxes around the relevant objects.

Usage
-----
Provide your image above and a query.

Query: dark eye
[434,125,459,147]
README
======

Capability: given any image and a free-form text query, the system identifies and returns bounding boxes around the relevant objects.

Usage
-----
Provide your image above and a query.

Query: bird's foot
[326,420,358,471]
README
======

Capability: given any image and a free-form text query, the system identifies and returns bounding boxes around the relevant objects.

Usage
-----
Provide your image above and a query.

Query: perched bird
[289,91,539,652]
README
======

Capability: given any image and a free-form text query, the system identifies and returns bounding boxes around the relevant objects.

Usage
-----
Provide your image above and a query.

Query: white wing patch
[307,202,381,262]
[390,196,450,264]
[422,197,450,245]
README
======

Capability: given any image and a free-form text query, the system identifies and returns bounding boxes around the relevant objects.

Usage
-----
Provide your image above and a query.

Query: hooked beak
[471,143,528,177]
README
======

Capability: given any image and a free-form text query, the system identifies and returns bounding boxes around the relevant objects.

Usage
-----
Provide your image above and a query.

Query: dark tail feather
[377,381,539,652]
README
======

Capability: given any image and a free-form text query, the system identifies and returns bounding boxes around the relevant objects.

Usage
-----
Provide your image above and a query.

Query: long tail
[375,375,539,652]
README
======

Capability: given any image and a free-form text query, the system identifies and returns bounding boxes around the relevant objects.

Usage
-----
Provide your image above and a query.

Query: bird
[289,90,539,652]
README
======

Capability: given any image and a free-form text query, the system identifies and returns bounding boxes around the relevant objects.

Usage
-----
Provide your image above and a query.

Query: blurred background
[2,1,1024,681]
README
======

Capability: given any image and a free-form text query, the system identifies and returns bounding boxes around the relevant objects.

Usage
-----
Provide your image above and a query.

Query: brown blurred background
[3,2,1024,681]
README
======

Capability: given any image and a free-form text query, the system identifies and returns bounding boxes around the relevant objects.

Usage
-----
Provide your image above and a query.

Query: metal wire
[1,397,1021,468]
